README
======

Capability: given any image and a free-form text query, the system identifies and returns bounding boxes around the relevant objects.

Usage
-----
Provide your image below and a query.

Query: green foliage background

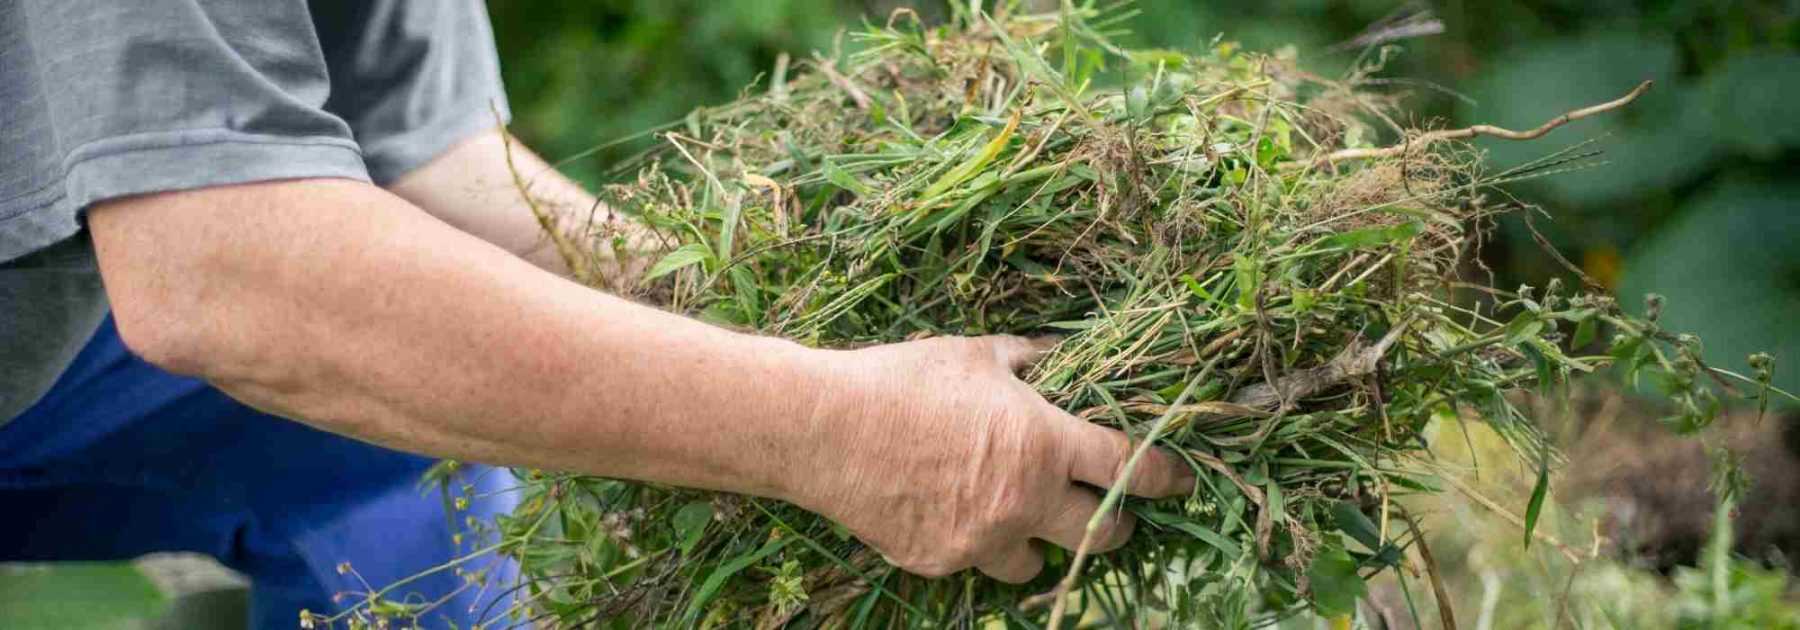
[489,0,1799,394]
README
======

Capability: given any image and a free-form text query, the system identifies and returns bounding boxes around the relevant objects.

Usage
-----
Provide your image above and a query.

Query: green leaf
[1611,336,1649,384]
[1290,289,1316,314]
[1264,480,1286,524]
[729,265,762,319]
[673,501,714,555]
[1330,502,1382,551]
[1183,274,1214,301]
[922,111,1019,199]
[1317,221,1424,250]
[1307,546,1366,618]
[1255,135,1284,168]
[717,194,743,261]
[685,537,790,623]
[1233,256,1261,310]
[1388,472,1442,493]
[1524,455,1550,550]
[1572,314,1598,348]
[696,302,742,327]
[1137,509,1243,557]
[644,243,715,282]
[1127,85,1150,118]
[1520,341,1556,395]
[1502,312,1546,346]
[1004,253,1052,276]
[822,160,875,197]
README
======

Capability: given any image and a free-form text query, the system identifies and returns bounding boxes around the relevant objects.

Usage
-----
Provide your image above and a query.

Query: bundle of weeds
[326,3,1791,629]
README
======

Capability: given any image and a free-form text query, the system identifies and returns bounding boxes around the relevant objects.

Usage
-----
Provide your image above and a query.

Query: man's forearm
[386,130,656,288]
[91,178,819,499]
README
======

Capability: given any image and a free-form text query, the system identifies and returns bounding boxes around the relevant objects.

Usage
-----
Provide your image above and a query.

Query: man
[0,2,1193,627]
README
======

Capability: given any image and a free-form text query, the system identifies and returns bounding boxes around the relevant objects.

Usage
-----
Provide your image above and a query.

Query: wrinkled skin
[791,335,1197,583]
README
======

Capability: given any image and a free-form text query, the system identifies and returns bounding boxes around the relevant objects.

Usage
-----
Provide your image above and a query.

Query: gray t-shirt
[0,1,511,423]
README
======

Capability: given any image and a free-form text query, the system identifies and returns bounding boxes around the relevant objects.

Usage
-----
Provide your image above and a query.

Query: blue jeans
[0,317,521,629]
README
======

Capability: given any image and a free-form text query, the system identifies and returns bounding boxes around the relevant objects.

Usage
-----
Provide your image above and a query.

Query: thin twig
[813,53,872,110]
[1403,510,1458,630]
[1301,81,1652,167]
[1436,472,1582,563]
[1044,374,1205,630]
[1228,316,1414,410]
[495,105,594,288]
[1521,210,1605,292]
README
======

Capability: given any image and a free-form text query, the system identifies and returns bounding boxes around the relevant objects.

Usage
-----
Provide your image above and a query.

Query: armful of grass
[90,178,823,500]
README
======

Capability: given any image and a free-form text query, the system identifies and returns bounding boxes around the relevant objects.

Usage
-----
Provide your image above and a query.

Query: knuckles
[835,334,1083,582]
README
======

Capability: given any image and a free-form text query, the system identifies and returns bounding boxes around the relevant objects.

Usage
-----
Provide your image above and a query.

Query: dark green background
[489,0,1799,394]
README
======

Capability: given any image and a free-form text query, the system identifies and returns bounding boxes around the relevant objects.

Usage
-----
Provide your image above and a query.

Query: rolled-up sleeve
[1,0,368,261]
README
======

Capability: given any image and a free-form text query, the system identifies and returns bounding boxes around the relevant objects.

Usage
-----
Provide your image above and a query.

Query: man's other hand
[791,335,1197,583]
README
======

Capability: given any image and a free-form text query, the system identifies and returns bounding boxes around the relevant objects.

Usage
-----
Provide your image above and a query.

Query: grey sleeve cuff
[0,130,371,261]
[62,130,371,215]
[356,96,512,185]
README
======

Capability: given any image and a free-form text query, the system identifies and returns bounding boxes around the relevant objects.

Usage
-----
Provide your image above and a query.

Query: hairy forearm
[90,178,823,499]
[387,129,657,288]
[86,175,1194,584]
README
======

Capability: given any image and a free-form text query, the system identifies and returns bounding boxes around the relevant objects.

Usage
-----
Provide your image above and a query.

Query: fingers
[1067,423,1196,499]
[1036,486,1135,553]
[982,334,1060,373]
[976,542,1045,584]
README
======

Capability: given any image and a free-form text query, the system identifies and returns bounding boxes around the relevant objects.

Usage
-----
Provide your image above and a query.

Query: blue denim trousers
[0,317,521,629]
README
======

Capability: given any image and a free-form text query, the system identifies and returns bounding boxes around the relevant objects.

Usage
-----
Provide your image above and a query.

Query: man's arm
[93,179,793,491]
[383,129,650,285]
[88,179,1192,582]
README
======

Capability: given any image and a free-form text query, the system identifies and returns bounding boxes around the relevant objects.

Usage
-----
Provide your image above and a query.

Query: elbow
[87,184,306,382]
[110,292,214,377]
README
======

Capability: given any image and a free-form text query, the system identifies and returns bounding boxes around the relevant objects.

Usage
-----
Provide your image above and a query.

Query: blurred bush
[489,0,852,171]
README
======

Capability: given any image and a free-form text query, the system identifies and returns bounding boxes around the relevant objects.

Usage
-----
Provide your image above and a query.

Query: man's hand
[792,336,1195,583]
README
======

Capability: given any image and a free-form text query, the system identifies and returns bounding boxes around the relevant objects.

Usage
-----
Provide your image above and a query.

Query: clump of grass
[326,3,1790,628]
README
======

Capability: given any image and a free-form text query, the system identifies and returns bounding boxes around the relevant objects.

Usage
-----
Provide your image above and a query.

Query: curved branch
[1304,80,1653,167]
